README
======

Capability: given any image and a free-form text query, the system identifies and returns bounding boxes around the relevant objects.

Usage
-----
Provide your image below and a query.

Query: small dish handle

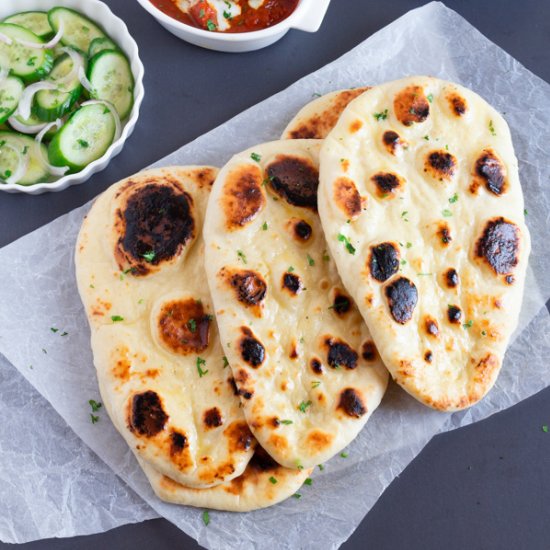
[291,0,332,33]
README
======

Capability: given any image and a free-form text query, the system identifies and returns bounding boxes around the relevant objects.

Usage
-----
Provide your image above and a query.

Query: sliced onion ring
[13,20,64,50]
[81,99,122,142]
[0,66,8,85]
[0,32,13,46]
[8,114,48,135]
[58,46,85,89]
[17,81,57,120]
[78,66,94,94]
[34,119,69,177]
[0,142,29,185]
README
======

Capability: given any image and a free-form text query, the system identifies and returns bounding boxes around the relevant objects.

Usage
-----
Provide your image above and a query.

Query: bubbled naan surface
[203,139,388,469]
[139,447,312,512]
[76,167,255,489]
[319,76,530,411]
[281,87,371,140]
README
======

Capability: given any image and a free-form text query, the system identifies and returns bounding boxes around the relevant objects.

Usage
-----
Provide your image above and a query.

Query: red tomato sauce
[149,0,299,33]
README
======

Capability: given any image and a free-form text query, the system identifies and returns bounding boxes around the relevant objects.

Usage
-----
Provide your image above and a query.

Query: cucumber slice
[88,50,134,119]
[3,11,54,40]
[88,37,118,58]
[34,53,83,122]
[0,76,24,124]
[48,103,115,172]
[0,24,53,81]
[0,131,49,185]
[48,8,106,53]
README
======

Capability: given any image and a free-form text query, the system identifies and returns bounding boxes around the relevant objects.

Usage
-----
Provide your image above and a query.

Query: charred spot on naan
[445,268,459,288]
[329,290,352,317]
[446,92,468,116]
[385,277,418,324]
[393,85,430,126]
[424,150,457,182]
[424,350,433,363]
[382,130,407,155]
[282,272,303,295]
[361,340,378,362]
[369,242,400,282]
[287,218,313,242]
[222,163,265,230]
[425,317,439,337]
[219,267,267,316]
[239,327,265,368]
[287,87,370,139]
[338,388,367,418]
[128,390,168,437]
[310,357,323,374]
[333,177,364,220]
[157,298,211,355]
[266,155,319,209]
[473,149,508,196]
[203,407,224,429]
[228,375,254,400]
[437,222,452,246]
[114,182,195,276]
[170,430,187,455]
[447,305,462,324]
[371,172,404,198]
[323,337,359,370]
[475,217,520,276]
[225,421,255,453]
[306,430,334,453]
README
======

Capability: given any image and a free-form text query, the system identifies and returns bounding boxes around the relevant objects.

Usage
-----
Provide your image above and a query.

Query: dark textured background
[1,1,549,549]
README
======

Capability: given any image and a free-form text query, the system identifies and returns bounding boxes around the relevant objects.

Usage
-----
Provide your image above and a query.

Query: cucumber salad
[0,7,134,186]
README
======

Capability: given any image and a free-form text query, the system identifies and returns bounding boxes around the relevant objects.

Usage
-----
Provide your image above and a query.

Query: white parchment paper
[1,2,550,548]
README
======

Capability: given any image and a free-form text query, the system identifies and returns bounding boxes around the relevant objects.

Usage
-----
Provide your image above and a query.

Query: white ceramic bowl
[135,0,332,53]
[0,0,145,194]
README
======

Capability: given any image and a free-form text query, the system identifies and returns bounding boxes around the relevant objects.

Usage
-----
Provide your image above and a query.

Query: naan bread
[318,76,530,411]
[281,87,370,140]
[140,447,312,512]
[76,167,256,489]
[203,139,388,469]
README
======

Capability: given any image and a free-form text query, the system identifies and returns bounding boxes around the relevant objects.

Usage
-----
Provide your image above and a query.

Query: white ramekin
[135,0,332,53]
[0,0,145,194]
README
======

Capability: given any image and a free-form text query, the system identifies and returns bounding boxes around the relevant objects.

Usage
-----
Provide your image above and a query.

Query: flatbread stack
[75,74,529,515]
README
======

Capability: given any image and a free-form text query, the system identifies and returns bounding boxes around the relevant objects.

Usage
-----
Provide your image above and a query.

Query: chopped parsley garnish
[261,221,268,231]
[311,381,321,389]
[280,419,293,425]
[304,478,313,486]
[406,242,412,248]
[295,460,304,470]
[199,8,205,17]
[206,19,217,31]
[3,169,12,179]
[202,510,210,526]
[50,327,59,333]
[288,266,295,272]
[423,135,430,140]
[222,356,229,368]
[187,319,197,332]
[42,348,47,354]
[293,493,302,499]
[223,10,232,19]
[90,414,99,424]
[298,400,312,413]
[417,272,433,276]
[489,119,496,136]
[237,250,247,264]
[61,331,68,337]
[401,210,409,222]
[337,233,356,255]
[524,209,528,216]
[89,399,102,412]
[373,109,388,121]
[269,476,278,484]
[77,139,89,148]
[111,315,124,322]
[318,464,325,471]
[449,193,459,204]
[442,208,453,217]
[322,250,330,262]
[427,93,434,103]
[250,152,261,162]
[307,254,315,266]
[312,92,322,98]
[542,425,549,433]
[481,330,487,337]
[27,56,37,66]
[340,452,349,458]
[463,320,473,329]
[141,250,156,262]
[196,356,208,377]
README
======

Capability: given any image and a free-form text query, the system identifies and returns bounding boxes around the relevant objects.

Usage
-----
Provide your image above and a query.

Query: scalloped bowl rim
[0,0,145,194]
